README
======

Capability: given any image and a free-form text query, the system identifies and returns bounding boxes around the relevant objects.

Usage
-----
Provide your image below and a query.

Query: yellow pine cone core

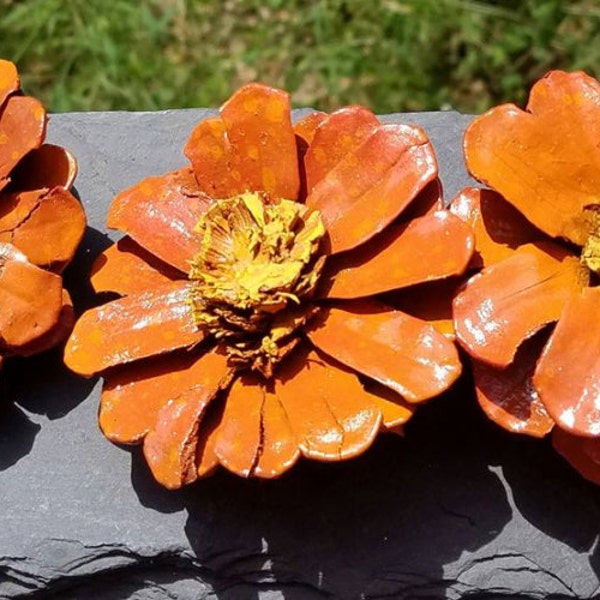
[188,191,326,378]
[582,206,600,275]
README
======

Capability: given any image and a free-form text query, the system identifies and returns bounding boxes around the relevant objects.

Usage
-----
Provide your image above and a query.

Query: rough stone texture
[1,109,599,599]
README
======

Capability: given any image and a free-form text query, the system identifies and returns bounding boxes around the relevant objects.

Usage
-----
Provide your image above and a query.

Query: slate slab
[1,108,599,600]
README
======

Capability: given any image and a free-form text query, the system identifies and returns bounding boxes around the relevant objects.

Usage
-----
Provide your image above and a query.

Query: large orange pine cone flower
[64,83,474,487]
[451,70,600,484]
[0,59,85,368]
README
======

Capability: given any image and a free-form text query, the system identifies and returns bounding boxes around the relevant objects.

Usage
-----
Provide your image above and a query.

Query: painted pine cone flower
[0,59,85,368]
[64,83,474,487]
[452,70,600,484]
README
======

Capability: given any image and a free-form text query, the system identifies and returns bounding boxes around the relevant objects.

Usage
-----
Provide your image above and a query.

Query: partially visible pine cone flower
[451,70,600,484]
[0,59,85,369]
[64,83,474,486]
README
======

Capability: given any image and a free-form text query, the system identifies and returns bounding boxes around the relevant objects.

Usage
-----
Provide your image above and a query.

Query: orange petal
[140,350,230,489]
[0,59,19,109]
[8,144,78,191]
[450,187,543,269]
[389,277,464,340]
[453,242,584,367]
[214,372,302,478]
[395,179,444,223]
[0,243,62,348]
[0,187,86,270]
[91,236,182,296]
[308,301,461,403]
[186,84,300,200]
[253,391,301,478]
[99,348,229,445]
[464,70,600,246]
[552,428,600,485]
[195,400,224,478]
[324,211,473,299]
[303,106,379,192]
[107,168,207,272]
[306,123,437,253]
[0,95,46,184]
[212,375,264,477]
[293,111,327,146]
[294,111,327,201]
[183,117,237,198]
[533,287,600,437]
[16,289,74,357]
[274,346,382,461]
[361,380,415,430]
[64,280,205,376]
[473,331,554,438]
[0,189,42,231]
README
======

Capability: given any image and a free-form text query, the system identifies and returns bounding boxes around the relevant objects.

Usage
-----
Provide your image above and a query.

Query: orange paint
[325,211,473,298]
[464,71,600,246]
[308,300,461,403]
[0,61,85,369]
[66,82,474,483]
[454,242,583,367]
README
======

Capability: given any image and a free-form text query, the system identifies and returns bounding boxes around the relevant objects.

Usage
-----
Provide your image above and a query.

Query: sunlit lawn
[1,0,600,113]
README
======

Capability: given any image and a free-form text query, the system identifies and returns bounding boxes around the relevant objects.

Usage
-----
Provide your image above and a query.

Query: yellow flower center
[582,206,600,275]
[188,191,326,378]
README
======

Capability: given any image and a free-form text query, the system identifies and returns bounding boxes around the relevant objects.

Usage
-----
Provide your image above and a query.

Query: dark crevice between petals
[0,190,47,238]
[248,387,267,478]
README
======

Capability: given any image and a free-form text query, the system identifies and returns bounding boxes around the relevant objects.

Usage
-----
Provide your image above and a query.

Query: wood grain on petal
[253,391,300,478]
[100,348,229,445]
[464,70,600,246]
[308,301,461,403]
[274,346,382,461]
[454,242,583,367]
[142,349,230,489]
[534,287,600,437]
[325,211,473,299]
[306,123,437,254]
[107,168,207,272]
[64,280,205,376]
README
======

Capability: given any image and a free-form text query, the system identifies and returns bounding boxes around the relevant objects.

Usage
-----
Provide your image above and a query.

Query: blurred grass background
[1,0,599,114]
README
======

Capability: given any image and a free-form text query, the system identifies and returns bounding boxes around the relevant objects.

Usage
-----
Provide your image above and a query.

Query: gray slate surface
[1,109,599,599]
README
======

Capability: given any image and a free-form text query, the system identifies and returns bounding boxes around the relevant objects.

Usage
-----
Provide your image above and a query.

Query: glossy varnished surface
[1,109,600,599]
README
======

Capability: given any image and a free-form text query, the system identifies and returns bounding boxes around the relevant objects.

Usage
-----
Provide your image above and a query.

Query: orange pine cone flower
[64,83,474,487]
[0,59,85,366]
[451,70,600,484]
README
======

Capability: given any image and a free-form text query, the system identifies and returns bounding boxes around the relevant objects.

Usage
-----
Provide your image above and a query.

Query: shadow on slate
[1,108,600,599]
[0,401,40,472]
[179,385,511,600]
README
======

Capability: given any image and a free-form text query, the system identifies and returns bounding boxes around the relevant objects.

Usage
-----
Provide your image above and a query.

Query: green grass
[1,0,600,114]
